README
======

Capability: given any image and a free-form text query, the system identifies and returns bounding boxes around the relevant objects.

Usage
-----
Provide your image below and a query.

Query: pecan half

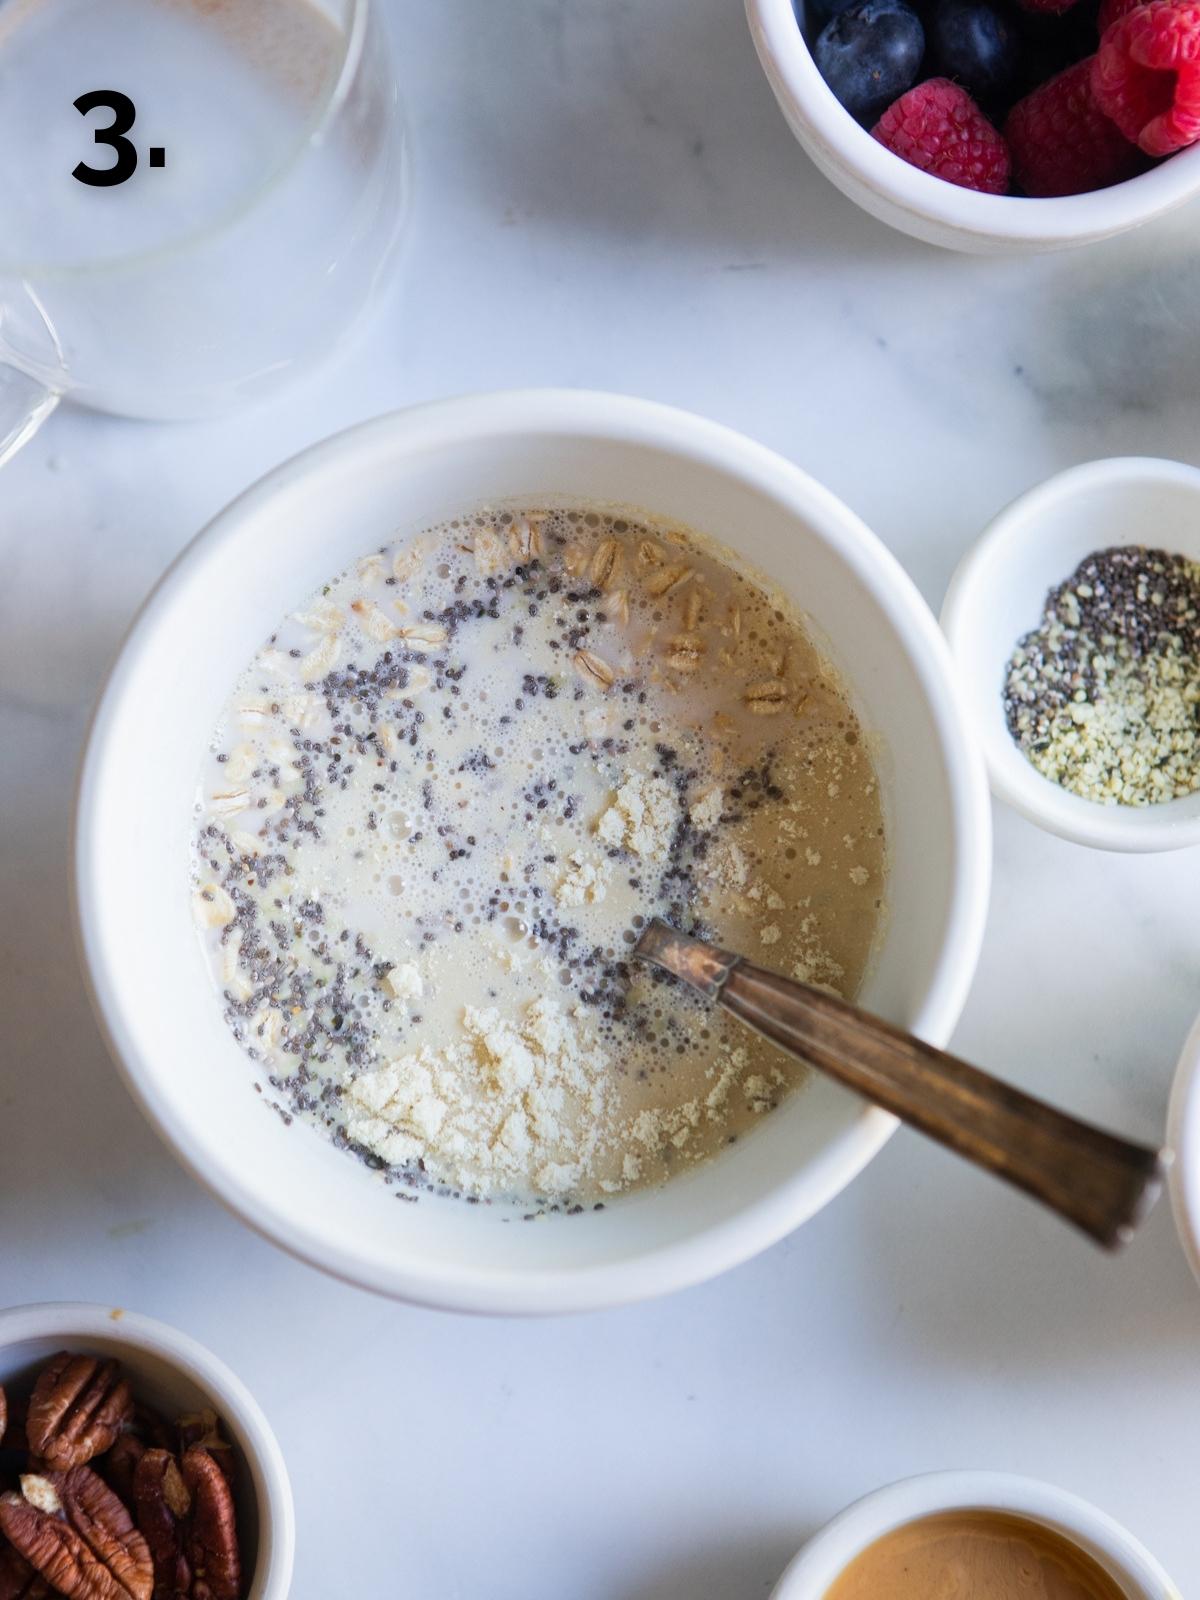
[130,1412,173,1458]
[100,1436,145,1511]
[132,1452,190,1600]
[27,1356,134,1471]
[0,1539,52,1600]
[0,1467,152,1600]
[1,1403,33,1500]
[0,1393,25,1454]
[180,1451,239,1600]
[174,1418,233,1487]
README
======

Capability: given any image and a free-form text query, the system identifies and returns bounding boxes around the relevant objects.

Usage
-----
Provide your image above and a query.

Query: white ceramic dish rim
[72,389,992,1314]
[746,0,1200,247]
[769,1471,1181,1598]
[941,456,1200,853]
[1167,1011,1200,1289]
[0,1302,295,1600]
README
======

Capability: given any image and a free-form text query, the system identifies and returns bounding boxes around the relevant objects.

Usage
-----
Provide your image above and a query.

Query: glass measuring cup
[0,0,407,463]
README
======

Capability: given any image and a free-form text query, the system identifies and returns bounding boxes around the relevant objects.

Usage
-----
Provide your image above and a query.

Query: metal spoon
[633,919,1165,1250]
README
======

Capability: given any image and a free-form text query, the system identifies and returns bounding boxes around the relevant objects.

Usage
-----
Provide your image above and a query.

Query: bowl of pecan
[0,1302,294,1600]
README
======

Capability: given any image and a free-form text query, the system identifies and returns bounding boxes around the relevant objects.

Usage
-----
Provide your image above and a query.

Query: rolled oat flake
[1003,545,1200,806]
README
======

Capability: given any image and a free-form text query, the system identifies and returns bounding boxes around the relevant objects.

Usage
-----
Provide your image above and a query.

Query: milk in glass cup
[0,0,406,461]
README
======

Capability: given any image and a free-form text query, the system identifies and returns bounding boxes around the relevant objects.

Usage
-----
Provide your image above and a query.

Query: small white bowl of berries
[746,0,1200,250]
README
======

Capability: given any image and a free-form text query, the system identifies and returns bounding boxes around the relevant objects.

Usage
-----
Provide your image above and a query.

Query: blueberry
[802,0,869,33]
[813,0,926,126]
[931,0,1021,103]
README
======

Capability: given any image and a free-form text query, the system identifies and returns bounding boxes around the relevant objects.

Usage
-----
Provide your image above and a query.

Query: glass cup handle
[0,363,59,466]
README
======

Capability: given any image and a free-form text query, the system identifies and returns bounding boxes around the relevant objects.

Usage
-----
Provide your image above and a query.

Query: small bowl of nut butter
[0,1302,294,1600]
[771,1471,1178,1600]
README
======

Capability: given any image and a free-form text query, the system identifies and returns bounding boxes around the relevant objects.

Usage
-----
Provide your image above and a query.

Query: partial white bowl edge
[1167,1013,1200,1289]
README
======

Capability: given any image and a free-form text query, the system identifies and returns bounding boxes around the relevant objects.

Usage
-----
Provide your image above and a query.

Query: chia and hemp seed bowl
[74,390,990,1314]
[942,456,1200,852]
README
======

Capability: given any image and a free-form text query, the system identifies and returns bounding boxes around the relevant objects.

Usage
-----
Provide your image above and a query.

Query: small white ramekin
[1167,1012,1200,1290]
[74,389,991,1314]
[745,0,1200,254]
[0,1303,294,1600]
[941,457,1200,853]
[770,1472,1181,1598]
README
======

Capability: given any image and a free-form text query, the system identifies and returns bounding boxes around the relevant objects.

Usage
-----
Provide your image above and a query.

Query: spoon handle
[634,921,1164,1249]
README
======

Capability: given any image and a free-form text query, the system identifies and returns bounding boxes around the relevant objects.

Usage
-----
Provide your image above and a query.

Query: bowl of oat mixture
[75,391,990,1313]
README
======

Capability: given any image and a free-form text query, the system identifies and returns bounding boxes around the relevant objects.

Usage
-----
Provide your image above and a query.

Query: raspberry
[1097,0,1146,33]
[872,78,1011,192]
[1006,56,1143,192]
[1093,0,1200,154]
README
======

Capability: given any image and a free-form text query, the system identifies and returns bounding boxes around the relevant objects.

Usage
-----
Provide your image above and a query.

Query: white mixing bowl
[74,390,991,1314]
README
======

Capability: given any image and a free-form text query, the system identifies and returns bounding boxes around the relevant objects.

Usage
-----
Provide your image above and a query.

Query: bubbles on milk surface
[191,506,888,1207]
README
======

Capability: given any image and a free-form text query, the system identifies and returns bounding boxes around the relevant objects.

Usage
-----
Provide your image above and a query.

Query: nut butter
[825,1511,1130,1600]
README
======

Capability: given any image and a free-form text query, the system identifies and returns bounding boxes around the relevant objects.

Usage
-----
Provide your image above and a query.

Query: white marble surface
[3,1,1200,1594]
